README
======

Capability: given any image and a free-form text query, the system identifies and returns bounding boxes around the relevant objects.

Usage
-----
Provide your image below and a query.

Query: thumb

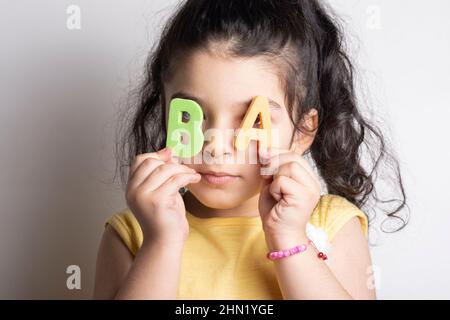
[258,177,276,217]
[155,147,173,162]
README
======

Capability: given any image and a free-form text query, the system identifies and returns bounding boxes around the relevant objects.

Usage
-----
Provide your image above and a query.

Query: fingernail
[260,155,270,164]
[159,147,170,155]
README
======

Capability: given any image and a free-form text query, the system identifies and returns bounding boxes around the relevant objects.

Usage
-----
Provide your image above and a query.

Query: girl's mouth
[200,172,239,186]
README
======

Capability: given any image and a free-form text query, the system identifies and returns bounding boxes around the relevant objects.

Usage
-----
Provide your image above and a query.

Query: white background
[0,0,449,299]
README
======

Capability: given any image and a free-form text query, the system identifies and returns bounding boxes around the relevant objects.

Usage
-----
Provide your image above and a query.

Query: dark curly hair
[115,0,409,233]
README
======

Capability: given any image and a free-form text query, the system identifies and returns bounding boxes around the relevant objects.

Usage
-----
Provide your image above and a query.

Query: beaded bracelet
[266,240,328,261]
[266,243,308,260]
[308,239,328,261]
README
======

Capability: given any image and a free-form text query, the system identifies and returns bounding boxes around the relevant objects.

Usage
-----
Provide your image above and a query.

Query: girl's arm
[93,225,184,299]
[268,217,376,300]
[259,147,376,300]
[93,147,198,299]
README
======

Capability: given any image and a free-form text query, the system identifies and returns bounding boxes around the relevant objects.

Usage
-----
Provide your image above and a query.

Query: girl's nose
[202,127,235,161]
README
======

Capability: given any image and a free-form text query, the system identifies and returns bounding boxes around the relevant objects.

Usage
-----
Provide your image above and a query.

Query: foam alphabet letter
[166,98,204,158]
[234,96,272,151]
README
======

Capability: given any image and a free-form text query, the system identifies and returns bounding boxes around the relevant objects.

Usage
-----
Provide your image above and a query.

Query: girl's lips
[201,173,238,185]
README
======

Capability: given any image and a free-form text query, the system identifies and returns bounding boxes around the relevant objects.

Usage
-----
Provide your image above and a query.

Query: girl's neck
[183,190,260,219]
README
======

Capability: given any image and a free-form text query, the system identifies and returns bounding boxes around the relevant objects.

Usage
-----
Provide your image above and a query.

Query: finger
[128,147,173,180]
[139,163,197,191]
[259,146,288,171]
[127,157,166,190]
[156,172,201,196]
[259,146,283,177]
[260,147,317,180]
[269,175,300,202]
[274,161,320,191]
[260,146,313,174]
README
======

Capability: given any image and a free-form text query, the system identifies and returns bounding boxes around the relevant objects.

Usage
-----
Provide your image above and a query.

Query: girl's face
[164,48,299,209]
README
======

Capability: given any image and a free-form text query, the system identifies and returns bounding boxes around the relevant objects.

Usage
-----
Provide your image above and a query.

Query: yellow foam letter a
[234,96,272,151]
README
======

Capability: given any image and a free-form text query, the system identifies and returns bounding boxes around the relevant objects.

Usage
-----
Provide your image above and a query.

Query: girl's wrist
[141,236,186,253]
[265,232,330,262]
[265,232,309,252]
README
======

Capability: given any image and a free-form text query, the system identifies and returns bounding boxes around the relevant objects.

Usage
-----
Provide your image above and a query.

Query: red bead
[322,254,328,260]
[318,252,324,259]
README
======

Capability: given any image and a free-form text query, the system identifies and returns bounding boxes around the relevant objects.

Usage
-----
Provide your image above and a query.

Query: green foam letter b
[166,98,204,158]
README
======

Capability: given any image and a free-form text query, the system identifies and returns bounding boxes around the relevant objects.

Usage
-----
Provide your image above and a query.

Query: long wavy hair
[115,0,409,232]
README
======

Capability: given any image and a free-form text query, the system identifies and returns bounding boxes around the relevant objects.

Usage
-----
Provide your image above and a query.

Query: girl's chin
[187,186,237,204]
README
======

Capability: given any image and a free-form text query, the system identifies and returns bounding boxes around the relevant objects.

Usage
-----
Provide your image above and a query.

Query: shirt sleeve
[105,209,143,256]
[310,194,369,242]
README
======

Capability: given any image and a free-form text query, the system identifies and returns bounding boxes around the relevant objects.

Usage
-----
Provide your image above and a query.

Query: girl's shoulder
[309,194,368,243]
[105,209,142,256]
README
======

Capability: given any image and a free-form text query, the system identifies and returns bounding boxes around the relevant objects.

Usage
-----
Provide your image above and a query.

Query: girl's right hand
[125,147,201,247]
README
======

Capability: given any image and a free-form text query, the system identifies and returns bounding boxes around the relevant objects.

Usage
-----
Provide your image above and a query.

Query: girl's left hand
[258,147,321,250]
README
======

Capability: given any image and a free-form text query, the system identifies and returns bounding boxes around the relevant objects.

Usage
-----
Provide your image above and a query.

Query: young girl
[94,0,407,300]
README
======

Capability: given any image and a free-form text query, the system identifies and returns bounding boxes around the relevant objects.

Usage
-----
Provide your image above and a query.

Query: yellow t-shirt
[105,194,368,299]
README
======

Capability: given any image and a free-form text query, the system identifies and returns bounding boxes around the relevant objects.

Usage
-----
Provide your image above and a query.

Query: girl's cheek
[178,158,198,169]
[184,163,194,170]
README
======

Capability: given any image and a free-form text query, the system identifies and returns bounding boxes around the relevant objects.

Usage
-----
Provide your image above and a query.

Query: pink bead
[266,242,310,261]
